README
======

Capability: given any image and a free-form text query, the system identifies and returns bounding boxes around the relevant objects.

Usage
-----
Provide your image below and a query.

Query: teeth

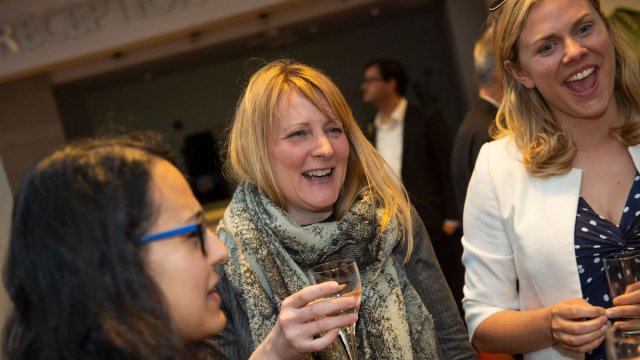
[305,169,331,177]
[566,67,595,82]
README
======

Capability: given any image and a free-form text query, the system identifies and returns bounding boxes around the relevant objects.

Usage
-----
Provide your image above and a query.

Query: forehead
[520,0,595,37]
[364,65,381,76]
[149,159,199,212]
[277,89,335,118]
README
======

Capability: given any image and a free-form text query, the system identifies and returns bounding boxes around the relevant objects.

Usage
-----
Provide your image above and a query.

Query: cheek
[147,253,207,308]
[336,137,350,163]
[271,144,305,171]
[523,60,555,90]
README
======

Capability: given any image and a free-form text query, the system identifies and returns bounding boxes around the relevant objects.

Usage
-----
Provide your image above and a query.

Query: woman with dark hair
[3,133,356,359]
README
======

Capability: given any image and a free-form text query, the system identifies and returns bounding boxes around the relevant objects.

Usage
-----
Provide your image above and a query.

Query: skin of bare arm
[473,298,607,354]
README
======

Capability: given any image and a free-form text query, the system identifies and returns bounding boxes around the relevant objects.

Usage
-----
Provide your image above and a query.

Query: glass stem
[339,325,357,360]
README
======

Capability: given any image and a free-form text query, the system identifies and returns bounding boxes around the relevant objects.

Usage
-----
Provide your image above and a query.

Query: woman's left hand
[606,281,640,330]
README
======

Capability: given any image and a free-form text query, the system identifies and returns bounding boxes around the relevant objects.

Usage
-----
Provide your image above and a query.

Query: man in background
[361,58,458,241]
[361,58,463,302]
[451,24,503,221]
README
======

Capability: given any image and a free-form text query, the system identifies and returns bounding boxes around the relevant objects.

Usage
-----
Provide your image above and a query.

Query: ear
[504,60,535,89]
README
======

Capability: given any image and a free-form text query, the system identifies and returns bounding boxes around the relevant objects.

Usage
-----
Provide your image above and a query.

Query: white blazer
[462,137,640,360]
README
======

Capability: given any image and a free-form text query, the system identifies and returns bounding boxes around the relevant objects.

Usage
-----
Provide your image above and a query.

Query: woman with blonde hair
[462,0,640,359]
[212,59,475,359]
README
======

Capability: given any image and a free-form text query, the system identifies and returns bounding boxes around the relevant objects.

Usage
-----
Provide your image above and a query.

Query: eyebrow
[529,13,594,45]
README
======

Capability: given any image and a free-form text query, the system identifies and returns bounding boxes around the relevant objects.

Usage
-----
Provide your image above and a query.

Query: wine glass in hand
[308,260,362,360]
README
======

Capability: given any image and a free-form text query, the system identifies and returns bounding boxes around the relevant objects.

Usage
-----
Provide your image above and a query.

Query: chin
[210,316,228,336]
[312,197,340,210]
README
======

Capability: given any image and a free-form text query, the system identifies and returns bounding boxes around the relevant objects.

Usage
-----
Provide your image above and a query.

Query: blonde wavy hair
[226,59,414,260]
[491,0,640,177]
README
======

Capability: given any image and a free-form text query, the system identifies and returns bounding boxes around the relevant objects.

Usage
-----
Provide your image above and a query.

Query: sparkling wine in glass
[307,259,362,360]
[604,250,640,327]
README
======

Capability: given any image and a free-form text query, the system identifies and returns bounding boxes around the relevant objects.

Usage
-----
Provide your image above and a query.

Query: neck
[377,94,403,120]
[557,100,623,151]
[479,86,502,105]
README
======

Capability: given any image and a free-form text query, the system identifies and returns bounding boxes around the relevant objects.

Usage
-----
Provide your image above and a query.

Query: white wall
[0,0,287,82]
[0,157,13,330]
[0,0,388,83]
[0,74,65,191]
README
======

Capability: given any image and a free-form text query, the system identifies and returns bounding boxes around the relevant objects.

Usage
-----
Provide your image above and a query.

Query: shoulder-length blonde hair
[491,0,640,177]
[226,59,414,260]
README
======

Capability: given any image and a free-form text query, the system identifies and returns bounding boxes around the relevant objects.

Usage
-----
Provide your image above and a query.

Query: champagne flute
[604,250,640,330]
[307,259,362,360]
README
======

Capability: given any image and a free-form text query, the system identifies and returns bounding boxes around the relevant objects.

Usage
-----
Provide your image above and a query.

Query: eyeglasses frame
[137,217,208,255]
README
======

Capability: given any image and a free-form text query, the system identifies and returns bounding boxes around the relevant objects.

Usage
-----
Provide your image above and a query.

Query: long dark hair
[3,133,196,359]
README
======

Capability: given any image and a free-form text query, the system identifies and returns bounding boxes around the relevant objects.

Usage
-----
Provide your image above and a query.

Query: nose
[205,228,229,267]
[563,38,588,64]
[311,134,335,158]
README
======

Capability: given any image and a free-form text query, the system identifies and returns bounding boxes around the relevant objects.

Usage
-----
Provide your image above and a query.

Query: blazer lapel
[513,167,584,306]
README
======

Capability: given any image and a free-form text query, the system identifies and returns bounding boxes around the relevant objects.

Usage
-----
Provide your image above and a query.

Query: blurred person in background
[452,23,503,222]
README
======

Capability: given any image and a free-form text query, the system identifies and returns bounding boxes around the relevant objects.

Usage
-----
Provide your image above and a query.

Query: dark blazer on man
[366,104,456,240]
[451,98,497,220]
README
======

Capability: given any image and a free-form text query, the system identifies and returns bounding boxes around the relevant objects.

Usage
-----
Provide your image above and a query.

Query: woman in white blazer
[462,0,640,359]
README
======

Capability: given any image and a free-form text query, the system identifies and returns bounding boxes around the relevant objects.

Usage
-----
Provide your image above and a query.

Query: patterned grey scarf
[218,182,440,359]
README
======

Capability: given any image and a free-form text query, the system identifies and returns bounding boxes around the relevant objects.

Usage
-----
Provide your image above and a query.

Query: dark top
[575,174,640,360]
[210,212,477,360]
[365,104,456,239]
[451,98,497,221]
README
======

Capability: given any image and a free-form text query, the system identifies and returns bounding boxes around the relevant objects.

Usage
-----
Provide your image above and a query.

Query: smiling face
[507,0,616,124]
[267,90,350,225]
[144,159,229,342]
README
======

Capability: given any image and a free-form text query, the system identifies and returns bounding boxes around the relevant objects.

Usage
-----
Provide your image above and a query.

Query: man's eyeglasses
[138,217,208,256]
[489,0,506,12]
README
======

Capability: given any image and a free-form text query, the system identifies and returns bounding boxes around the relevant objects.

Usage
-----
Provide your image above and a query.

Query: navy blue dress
[575,174,640,360]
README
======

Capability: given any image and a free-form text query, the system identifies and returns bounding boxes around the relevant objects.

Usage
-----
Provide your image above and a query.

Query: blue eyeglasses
[138,217,208,255]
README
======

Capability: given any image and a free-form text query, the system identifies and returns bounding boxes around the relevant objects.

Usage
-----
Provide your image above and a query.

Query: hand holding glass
[307,260,362,360]
[604,251,640,301]
[604,250,640,331]
[607,324,640,359]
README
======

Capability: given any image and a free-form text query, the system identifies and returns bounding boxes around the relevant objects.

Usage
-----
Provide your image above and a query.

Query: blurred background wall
[0,157,11,328]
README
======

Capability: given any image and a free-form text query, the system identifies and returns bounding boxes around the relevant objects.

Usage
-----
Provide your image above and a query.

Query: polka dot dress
[575,174,640,360]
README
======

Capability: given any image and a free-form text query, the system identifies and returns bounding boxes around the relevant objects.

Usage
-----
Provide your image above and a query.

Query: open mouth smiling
[566,66,595,82]
[303,168,333,179]
[564,66,597,94]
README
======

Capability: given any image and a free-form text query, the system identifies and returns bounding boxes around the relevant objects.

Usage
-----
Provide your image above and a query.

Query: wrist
[251,329,299,360]
[544,307,556,345]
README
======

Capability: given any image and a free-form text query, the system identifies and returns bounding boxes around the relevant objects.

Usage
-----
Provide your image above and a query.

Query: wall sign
[0,0,207,56]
